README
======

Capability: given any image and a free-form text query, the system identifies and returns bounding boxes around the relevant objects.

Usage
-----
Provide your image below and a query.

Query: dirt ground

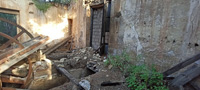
[47,47,130,90]
[11,46,129,90]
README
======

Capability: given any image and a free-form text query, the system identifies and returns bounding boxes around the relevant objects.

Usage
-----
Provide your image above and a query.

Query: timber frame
[0,18,50,90]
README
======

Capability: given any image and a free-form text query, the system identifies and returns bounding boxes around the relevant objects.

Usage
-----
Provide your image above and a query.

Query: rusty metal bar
[21,56,33,88]
[0,17,34,39]
[0,31,24,50]
[0,32,24,49]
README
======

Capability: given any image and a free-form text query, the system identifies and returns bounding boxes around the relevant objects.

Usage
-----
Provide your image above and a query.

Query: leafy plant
[32,0,76,12]
[33,0,52,12]
[105,50,131,73]
[126,65,168,90]
[104,50,168,90]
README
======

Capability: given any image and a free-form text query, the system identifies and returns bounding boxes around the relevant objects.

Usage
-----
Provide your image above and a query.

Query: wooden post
[0,75,2,90]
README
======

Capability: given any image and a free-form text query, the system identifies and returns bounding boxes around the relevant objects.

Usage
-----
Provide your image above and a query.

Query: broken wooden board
[44,36,71,55]
[169,61,200,89]
[0,36,49,74]
[1,75,25,84]
[163,53,200,77]
[54,65,79,86]
[54,65,84,90]
[189,76,200,90]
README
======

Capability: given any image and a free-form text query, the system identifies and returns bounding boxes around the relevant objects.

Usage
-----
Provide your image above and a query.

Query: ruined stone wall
[109,0,200,71]
[68,0,87,48]
[0,0,87,48]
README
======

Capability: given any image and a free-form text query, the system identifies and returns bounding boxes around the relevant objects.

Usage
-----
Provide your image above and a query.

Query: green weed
[105,50,168,90]
[33,0,52,12]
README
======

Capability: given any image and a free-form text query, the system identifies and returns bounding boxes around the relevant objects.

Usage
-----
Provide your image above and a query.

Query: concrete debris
[60,58,67,62]
[12,63,28,77]
[32,59,52,79]
[108,65,113,69]
[84,56,87,60]
[48,47,129,90]
[52,47,102,69]
[87,61,101,72]
[79,80,90,90]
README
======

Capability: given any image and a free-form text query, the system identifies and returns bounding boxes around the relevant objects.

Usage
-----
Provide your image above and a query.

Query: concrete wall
[0,0,87,48]
[109,0,200,71]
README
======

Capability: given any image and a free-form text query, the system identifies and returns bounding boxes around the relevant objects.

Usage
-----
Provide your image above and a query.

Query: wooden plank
[0,75,2,90]
[170,61,200,88]
[90,3,104,8]
[44,36,71,55]
[2,87,28,90]
[163,53,200,76]
[54,65,79,86]
[1,75,25,84]
[189,76,200,90]
[0,36,49,73]
[0,48,23,61]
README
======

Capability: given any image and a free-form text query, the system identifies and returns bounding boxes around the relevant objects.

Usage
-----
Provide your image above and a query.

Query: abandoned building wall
[68,0,87,48]
[109,0,200,71]
[0,0,87,48]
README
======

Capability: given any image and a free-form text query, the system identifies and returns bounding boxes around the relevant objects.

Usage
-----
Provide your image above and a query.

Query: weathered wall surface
[109,0,200,71]
[0,0,87,48]
[69,0,87,48]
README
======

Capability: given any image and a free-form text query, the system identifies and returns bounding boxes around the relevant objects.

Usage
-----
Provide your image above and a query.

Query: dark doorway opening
[68,19,73,36]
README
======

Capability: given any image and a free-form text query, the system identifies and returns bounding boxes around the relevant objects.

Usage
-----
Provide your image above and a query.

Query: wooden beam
[54,65,79,86]
[1,75,25,84]
[189,76,200,90]
[44,36,71,55]
[0,36,49,73]
[169,61,200,88]
[0,75,2,90]
[163,53,200,76]
[2,87,28,90]
[0,48,23,60]
[90,3,104,9]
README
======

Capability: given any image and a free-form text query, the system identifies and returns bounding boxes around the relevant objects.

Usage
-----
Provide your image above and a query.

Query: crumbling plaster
[109,0,200,71]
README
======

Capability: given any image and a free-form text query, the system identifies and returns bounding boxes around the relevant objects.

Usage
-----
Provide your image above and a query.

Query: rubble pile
[50,47,103,70]
[49,47,129,90]
[17,47,129,90]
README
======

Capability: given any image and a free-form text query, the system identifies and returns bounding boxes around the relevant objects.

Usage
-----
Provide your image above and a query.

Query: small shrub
[126,65,168,90]
[105,50,131,73]
[33,0,52,12]
[104,50,168,90]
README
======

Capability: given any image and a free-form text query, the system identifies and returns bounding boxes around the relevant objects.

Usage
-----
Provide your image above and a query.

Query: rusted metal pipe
[0,17,34,39]
[0,32,24,49]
